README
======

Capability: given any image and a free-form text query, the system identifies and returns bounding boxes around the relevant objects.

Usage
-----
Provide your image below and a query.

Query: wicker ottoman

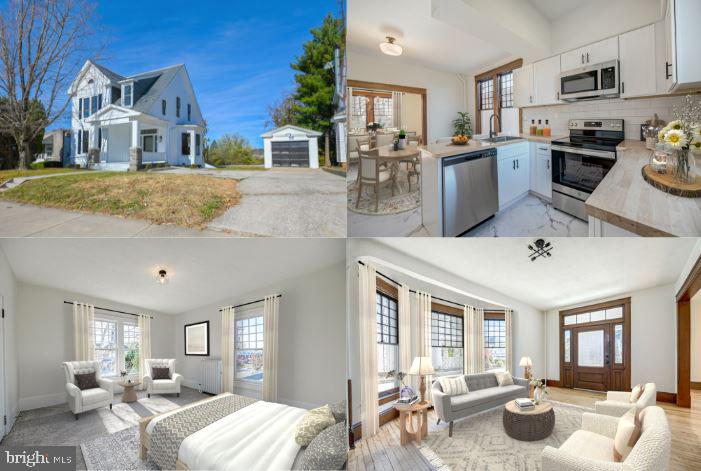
[503,400,555,441]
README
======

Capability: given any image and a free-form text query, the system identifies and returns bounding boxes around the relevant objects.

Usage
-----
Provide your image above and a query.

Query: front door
[572,324,611,391]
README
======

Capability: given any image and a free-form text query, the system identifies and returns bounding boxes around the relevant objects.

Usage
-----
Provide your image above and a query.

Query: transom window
[499,72,513,108]
[563,306,623,326]
[484,317,506,372]
[431,311,463,377]
[479,79,494,110]
[234,315,264,383]
[376,290,398,395]
[94,317,140,377]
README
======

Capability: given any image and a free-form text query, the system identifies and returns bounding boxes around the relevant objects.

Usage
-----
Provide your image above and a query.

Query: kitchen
[347,0,701,237]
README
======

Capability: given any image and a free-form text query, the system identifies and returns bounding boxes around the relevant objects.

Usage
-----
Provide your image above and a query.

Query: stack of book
[515,398,535,411]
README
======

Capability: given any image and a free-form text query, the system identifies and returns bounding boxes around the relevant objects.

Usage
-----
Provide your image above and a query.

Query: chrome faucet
[489,113,501,140]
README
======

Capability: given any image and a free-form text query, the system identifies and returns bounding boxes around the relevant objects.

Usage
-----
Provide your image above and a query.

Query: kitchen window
[479,79,493,110]
[431,311,463,377]
[473,59,523,134]
[376,290,398,396]
[484,316,506,372]
[499,72,513,108]
[94,317,140,377]
[234,314,264,384]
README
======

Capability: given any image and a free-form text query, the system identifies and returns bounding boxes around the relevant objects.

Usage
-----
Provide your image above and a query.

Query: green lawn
[0,172,240,228]
[0,168,82,186]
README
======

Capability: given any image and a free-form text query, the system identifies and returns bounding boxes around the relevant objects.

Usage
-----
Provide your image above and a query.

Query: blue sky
[57,0,337,147]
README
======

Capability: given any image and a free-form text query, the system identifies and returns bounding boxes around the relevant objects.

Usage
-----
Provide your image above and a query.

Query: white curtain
[464,305,475,374]
[262,295,279,402]
[392,91,403,130]
[221,306,235,393]
[476,308,485,373]
[416,291,432,402]
[505,309,513,374]
[138,314,152,389]
[72,302,95,361]
[398,284,412,390]
[359,263,379,438]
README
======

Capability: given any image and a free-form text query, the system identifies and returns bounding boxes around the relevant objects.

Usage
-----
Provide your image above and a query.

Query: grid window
[373,97,394,129]
[235,316,264,382]
[484,318,506,372]
[376,291,399,395]
[123,324,140,374]
[431,311,464,377]
[479,79,493,110]
[500,72,513,108]
[350,95,367,131]
[94,320,117,377]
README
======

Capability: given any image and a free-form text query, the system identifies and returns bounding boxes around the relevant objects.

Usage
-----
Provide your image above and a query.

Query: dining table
[375,144,421,193]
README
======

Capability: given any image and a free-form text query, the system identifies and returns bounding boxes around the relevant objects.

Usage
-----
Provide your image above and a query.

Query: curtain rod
[358,261,506,312]
[218,294,282,312]
[63,301,153,319]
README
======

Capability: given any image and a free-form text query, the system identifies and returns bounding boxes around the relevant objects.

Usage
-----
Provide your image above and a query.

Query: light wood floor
[347,388,701,471]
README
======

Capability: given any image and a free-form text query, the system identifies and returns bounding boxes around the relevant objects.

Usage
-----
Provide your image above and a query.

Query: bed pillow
[295,405,336,446]
[301,421,347,470]
[329,400,347,424]
[496,371,514,387]
[152,367,171,380]
[613,407,641,462]
[438,376,469,396]
[74,372,99,390]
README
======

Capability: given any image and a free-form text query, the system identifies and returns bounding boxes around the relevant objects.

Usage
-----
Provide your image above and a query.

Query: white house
[261,125,322,169]
[68,60,206,170]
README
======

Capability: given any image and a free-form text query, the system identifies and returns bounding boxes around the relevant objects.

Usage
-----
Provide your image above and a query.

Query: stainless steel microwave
[559,60,619,101]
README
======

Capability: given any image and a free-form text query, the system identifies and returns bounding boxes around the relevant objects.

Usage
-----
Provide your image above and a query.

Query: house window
[350,95,367,130]
[479,79,494,110]
[373,97,393,129]
[82,97,90,118]
[162,99,167,116]
[235,315,264,383]
[94,317,140,377]
[97,128,102,151]
[181,133,191,155]
[123,84,133,107]
[98,93,103,110]
[187,104,191,121]
[43,139,54,157]
[77,130,81,154]
[195,134,201,156]
[484,316,506,372]
[176,97,181,118]
[141,129,158,153]
[91,96,98,115]
[78,99,83,119]
[431,311,463,377]
[376,290,398,396]
[499,72,513,108]
[82,130,89,154]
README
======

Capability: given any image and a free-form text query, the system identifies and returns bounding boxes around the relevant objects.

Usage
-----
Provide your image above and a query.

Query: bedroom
[0,238,347,470]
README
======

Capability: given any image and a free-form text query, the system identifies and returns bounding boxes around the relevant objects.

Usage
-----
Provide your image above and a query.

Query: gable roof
[117,64,185,113]
[261,125,323,138]
[93,63,125,84]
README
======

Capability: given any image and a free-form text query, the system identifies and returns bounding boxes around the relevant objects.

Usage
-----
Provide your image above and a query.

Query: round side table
[394,401,430,445]
[503,400,555,441]
[118,380,141,403]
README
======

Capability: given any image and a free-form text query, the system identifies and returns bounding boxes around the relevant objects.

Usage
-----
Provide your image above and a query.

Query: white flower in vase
[667,120,683,131]
[691,138,701,155]
[664,129,688,149]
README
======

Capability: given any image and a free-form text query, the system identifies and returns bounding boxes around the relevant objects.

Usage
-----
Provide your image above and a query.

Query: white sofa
[144,358,182,398]
[542,406,671,471]
[595,383,657,417]
[63,361,113,420]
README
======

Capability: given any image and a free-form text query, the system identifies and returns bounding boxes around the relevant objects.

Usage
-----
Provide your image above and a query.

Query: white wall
[174,262,346,411]
[675,239,701,294]
[692,291,701,383]
[0,248,19,434]
[545,283,677,393]
[348,50,469,143]
[15,283,175,411]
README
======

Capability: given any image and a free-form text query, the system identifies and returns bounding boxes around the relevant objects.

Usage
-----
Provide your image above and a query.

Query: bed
[138,393,309,470]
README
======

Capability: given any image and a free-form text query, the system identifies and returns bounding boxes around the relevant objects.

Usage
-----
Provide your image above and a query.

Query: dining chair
[349,136,370,185]
[357,149,393,212]
[375,133,395,148]
[405,151,421,191]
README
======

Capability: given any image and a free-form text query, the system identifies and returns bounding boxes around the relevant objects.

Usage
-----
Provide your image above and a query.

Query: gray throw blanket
[150,393,258,470]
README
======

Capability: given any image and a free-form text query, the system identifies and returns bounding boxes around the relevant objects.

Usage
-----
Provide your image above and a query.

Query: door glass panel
[576,313,591,324]
[564,315,576,325]
[590,310,606,322]
[614,324,623,364]
[564,330,571,362]
[606,307,623,320]
[578,330,604,367]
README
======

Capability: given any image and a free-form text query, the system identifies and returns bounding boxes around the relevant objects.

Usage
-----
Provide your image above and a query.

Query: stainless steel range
[551,119,624,220]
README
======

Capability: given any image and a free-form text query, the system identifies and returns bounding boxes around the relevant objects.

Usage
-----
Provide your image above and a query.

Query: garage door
[271,141,309,167]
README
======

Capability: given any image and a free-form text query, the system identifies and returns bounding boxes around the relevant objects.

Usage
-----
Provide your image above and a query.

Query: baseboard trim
[691,381,701,390]
[19,392,67,411]
[656,391,677,403]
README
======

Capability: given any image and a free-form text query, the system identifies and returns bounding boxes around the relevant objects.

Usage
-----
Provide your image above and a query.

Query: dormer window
[123,83,133,107]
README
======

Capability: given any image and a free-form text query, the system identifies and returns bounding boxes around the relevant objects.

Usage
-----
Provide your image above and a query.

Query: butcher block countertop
[423,134,565,159]
[584,139,701,237]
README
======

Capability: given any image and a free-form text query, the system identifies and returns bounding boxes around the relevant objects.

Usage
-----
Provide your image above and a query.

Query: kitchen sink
[479,135,524,144]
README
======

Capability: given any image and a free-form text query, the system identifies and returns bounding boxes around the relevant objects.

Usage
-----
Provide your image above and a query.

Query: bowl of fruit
[451,134,470,145]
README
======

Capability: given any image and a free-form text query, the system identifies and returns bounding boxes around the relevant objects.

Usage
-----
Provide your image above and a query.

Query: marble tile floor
[0,386,210,470]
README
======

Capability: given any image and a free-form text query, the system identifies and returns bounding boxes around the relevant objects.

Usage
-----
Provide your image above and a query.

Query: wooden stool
[394,401,429,445]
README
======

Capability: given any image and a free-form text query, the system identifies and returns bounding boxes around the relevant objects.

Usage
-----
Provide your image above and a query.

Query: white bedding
[178,400,306,471]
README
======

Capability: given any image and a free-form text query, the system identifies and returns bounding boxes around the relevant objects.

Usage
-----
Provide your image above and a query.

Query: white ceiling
[377,238,697,311]
[0,239,345,314]
[528,0,583,21]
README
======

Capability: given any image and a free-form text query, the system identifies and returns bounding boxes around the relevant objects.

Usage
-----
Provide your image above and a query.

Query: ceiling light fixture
[379,36,403,56]
[156,268,169,285]
[528,239,553,262]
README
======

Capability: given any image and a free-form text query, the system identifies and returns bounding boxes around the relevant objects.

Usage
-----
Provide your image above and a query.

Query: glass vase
[671,148,698,184]
[533,388,541,405]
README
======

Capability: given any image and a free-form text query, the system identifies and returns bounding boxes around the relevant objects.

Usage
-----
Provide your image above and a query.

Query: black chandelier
[528,239,552,261]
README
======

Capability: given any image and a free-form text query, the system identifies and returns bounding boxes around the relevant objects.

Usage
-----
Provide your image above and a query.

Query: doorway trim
[347,80,427,145]
[676,254,701,408]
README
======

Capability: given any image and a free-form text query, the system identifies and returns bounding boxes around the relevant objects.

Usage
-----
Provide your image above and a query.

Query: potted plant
[657,95,701,183]
[398,129,407,149]
[529,378,549,405]
[452,112,473,145]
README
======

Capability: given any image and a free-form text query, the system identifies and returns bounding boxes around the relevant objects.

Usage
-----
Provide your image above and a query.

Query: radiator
[200,359,222,394]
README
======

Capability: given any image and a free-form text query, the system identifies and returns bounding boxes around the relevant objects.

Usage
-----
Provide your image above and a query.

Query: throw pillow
[630,384,644,403]
[613,407,641,462]
[438,376,469,396]
[295,405,336,446]
[496,371,514,387]
[329,400,347,424]
[74,372,99,390]
[301,422,347,470]
[152,367,171,380]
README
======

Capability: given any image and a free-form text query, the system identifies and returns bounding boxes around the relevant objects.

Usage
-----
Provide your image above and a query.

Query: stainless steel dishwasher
[442,147,498,236]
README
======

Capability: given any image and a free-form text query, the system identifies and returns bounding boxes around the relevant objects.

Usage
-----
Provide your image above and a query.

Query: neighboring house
[38,129,71,164]
[261,125,322,168]
[68,60,206,170]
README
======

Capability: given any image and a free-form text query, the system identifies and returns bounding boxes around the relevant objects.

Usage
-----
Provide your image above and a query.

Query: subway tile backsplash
[520,95,691,140]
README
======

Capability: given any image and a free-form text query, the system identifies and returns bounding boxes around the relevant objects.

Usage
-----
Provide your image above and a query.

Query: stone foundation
[129,147,143,172]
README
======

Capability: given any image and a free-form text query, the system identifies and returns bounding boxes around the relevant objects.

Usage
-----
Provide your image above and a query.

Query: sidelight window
[614,324,623,364]
[564,330,571,362]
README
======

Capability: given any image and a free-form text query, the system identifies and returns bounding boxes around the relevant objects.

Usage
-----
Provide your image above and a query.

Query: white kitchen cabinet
[533,55,561,105]
[560,36,618,72]
[560,47,586,72]
[664,0,701,91]
[619,24,656,98]
[514,64,534,108]
[497,144,529,209]
[534,147,552,199]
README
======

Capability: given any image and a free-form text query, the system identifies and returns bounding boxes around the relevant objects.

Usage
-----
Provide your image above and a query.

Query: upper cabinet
[665,0,701,92]
[560,37,618,72]
[533,55,561,105]
[619,24,656,98]
[514,64,534,108]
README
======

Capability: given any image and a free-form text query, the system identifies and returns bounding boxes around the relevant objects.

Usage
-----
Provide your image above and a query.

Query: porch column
[131,120,139,148]
[189,129,196,165]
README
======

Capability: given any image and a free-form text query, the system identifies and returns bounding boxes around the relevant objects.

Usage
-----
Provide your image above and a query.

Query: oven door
[560,68,600,100]
[551,145,616,195]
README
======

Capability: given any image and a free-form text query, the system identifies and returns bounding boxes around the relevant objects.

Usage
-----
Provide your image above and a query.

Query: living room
[346,237,701,471]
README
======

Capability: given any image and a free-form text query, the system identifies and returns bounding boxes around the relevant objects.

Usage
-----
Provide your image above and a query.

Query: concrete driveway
[159,167,346,237]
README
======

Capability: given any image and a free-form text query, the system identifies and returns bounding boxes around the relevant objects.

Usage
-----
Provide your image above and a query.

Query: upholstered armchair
[143,359,182,398]
[62,361,113,420]
[595,383,657,417]
[542,406,671,471]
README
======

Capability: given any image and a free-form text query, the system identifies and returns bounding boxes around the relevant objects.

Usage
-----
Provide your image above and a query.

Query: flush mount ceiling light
[379,36,403,56]
[156,268,169,285]
[528,239,553,262]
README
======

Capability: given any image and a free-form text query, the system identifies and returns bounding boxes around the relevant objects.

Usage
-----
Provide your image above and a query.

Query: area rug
[81,426,158,470]
[417,401,591,471]
[347,167,420,215]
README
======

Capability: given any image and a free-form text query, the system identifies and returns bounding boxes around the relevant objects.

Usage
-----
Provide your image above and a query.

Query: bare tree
[0,0,103,169]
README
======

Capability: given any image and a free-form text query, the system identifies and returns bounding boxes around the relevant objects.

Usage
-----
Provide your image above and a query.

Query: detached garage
[261,125,322,169]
